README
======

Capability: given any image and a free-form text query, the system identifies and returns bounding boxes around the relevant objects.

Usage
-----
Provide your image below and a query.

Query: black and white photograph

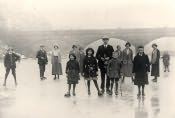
[0,0,175,118]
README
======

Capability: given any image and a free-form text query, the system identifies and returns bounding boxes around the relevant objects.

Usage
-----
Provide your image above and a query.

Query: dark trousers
[100,69,110,90]
[39,64,46,78]
[5,67,16,79]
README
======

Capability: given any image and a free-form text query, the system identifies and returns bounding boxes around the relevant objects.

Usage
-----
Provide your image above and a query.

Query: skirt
[52,56,63,75]
[134,73,148,85]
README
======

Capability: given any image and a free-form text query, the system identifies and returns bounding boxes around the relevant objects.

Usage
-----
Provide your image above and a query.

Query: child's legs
[93,80,100,92]
[73,84,76,93]
[138,85,141,94]
[87,80,91,91]
[141,85,145,93]
[115,79,119,92]
[68,84,71,93]
[110,78,114,92]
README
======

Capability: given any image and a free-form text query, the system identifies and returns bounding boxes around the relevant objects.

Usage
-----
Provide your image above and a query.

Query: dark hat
[125,42,131,47]
[72,45,77,48]
[138,45,144,49]
[152,43,158,47]
[86,48,94,56]
[54,45,59,49]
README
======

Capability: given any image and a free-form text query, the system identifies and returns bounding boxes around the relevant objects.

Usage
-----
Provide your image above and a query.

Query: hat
[102,36,109,40]
[54,45,59,49]
[125,42,131,47]
[72,45,77,48]
[152,43,158,47]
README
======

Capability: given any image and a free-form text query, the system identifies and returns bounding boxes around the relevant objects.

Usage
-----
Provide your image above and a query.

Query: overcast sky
[0,0,175,30]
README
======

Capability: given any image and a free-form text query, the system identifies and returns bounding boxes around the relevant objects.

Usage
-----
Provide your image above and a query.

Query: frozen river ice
[0,57,174,118]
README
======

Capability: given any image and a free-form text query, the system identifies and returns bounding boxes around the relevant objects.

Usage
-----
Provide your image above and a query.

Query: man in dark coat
[3,48,21,86]
[36,45,48,80]
[133,46,150,97]
[151,44,160,82]
[96,37,114,94]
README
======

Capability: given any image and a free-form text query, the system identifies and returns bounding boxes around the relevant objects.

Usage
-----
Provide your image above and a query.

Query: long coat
[121,48,133,77]
[66,60,80,84]
[36,50,48,65]
[79,51,85,74]
[83,56,98,78]
[133,53,150,85]
[4,53,20,68]
[51,51,62,75]
[151,49,160,77]
[96,45,114,71]
[107,58,121,79]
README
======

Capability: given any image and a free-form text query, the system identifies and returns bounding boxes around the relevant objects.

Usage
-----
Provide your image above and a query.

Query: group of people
[2,37,170,98]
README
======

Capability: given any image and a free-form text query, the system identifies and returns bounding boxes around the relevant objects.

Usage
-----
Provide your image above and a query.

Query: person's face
[102,39,109,45]
[112,52,119,58]
[117,46,121,50]
[73,47,77,50]
[126,45,130,49]
[40,46,44,50]
[87,50,93,56]
[152,45,157,49]
[138,48,144,54]
[70,55,75,60]
[8,49,13,54]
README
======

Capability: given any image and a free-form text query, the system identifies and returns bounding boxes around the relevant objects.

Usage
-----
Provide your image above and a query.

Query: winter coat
[133,53,150,85]
[151,49,160,77]
[83,56,98,78]
[66,60,80,84]
[121,48,133,77]
[4,53,21,68]
[107,58,121,79]
[36,50,48,65]
[96,45,114,71]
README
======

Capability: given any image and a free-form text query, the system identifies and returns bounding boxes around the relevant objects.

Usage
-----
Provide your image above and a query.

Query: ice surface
[0,57,174,118]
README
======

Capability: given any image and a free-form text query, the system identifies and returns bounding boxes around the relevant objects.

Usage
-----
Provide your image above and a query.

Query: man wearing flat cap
[36,45,48,80]
[96,36,114,94]
[151,43,160,82]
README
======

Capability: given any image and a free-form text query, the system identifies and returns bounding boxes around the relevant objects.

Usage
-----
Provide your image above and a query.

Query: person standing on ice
[65,54,80,97]
[78,46,85,76]
[69,45,80,62]
[133,46,150,97]
[3,48,21,86]
[36,45,48,80]
[121,42,134,83]
[51,45,62,80]
[151,44,160,82]
[107,51,122,95]
[162,52,170,72]
[96,36,114,94]
[83,48,102,96]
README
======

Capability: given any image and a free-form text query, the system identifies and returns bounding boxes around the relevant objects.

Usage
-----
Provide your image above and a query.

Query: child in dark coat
[107,52,122,95]
[83,48,102,96]
[65,54,80,97]
[133,46,150,97]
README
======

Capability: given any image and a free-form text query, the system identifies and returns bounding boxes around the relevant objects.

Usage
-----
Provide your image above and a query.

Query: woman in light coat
[51,45,62,80]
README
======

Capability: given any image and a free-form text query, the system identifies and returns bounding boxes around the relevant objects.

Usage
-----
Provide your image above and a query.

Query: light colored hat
[101,36,109,40]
